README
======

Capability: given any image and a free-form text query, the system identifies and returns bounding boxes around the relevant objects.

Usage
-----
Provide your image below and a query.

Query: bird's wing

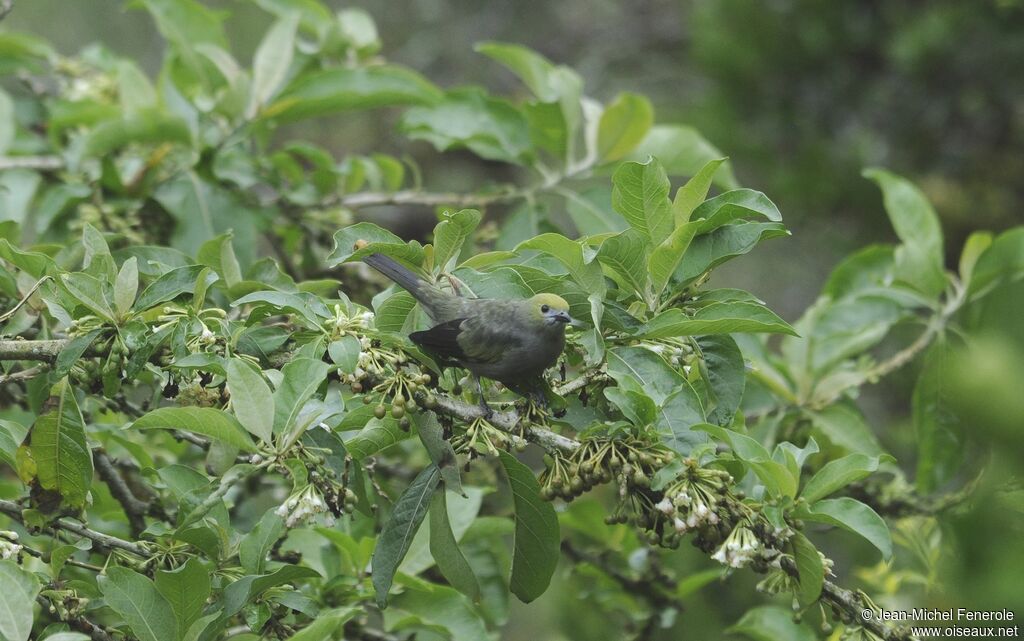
[410,316,520,365]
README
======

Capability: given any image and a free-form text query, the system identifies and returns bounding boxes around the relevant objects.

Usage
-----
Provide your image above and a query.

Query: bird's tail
[362,252,427,300]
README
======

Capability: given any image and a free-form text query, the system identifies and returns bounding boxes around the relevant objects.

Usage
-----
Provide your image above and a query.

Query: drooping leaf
[373,465,441,608]
[791,532,823,607]
[727,605,817,641]
[429,490,481,602]
[498,451,560,603]
[635,302,796,339]
[30,379,93,508]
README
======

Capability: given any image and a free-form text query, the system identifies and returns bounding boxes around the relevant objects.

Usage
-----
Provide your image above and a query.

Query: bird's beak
[554,311,573,324]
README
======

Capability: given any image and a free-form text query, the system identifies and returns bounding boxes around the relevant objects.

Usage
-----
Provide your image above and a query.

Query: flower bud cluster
[711,524,762,568]
[324,304,375,340]
[0,531,22,560]
[275,485,349,528]
[643,339,694,370]
[539,437,672,502]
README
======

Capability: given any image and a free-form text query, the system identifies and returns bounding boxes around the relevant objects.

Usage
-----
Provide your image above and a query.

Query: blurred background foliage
[8,0,1022,316]
[2,1,1022,640]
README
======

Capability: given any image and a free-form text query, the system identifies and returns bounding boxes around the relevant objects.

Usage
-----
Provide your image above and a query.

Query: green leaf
[805,402,884,456]
[727,605,816,641]
[218,565,321,622]
[114,257,139,317]
[595,228,650,299]
[863,168,945,298]
[248,12,300,118]
[611,158,673,245]
[273,357,330,436]
[606,346,684,405]
[791,532,823,607]
[691,189,782,234]
[401,89,532,164]
[498,451,560,603]
[432,209,482,270]
[373,465,441,608]
[60,272,115,321]
[673,158,727,225]
[240,509,285,575]
[266,66,441,122]
[328,222,426,270]
[698,334,746,427]
[799,497,892,561]
[676,221,789,282]
[226,358,275,444]
[0,89,14,156]
[385,580,490,641]
[155,558,210,638]
[429,490,481,601]
[605,387,657,427]
[957,231,992,288]
[561,187,626,236]
[99,566,179,641]
[288,608,357,641]
[635,302,796,339]
[196,233,243,288]
[134,265,208,311]
[515,233,605,293]
[30,379,93,507]
[968,227,1024,298]
[649,221,699,297]
[597,92,653,162]
[628,125,738,189]
[131,407,257,452]
[913,340,963,493]
[345,416,409,460]
[0,560,40,641]
[695,423,797,497]
[0,419,27,471]
[82,110,192,157]
[656,384,709,455]
[475,42,560,101]
[800,453,890,503]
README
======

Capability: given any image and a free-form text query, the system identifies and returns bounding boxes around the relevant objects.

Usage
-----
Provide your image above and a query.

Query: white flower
[673,517,688,533]
[0,536,22,561]
[656,498,675,514]
[711,526,761,569]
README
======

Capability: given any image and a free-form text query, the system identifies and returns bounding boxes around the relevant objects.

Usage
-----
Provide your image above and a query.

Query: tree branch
[0,339,67,362]
[0,499,148,557]
[94,449,151,536]
[0,155,63,170]
[431,393,579,452]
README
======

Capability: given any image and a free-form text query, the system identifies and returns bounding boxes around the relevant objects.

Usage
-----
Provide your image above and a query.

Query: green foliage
[0,2,1020,640]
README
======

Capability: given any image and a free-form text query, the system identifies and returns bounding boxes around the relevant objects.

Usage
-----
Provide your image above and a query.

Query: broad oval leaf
[800,497,892,560]
[98,567,179,641]
[131,407,257,452]
[800,453,892,504]
[498,450,560,603]
[226,358,275,444]
[0,560,40,641]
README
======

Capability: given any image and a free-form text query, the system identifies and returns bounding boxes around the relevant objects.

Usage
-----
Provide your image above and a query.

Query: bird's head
[529,293,574,328]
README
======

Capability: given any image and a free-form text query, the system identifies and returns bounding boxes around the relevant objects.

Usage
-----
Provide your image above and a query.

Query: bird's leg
[474,375,493,419]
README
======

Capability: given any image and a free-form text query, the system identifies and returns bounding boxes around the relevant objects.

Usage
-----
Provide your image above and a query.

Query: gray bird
[362,252,574,413]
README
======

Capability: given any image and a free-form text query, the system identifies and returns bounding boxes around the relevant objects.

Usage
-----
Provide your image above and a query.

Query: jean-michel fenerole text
[874,608,1015,622]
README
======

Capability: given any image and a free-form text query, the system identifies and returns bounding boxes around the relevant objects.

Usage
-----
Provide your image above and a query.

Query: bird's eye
[541,304,550,313]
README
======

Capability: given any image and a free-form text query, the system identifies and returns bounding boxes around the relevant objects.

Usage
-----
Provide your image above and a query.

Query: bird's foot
[477,398,494,420]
